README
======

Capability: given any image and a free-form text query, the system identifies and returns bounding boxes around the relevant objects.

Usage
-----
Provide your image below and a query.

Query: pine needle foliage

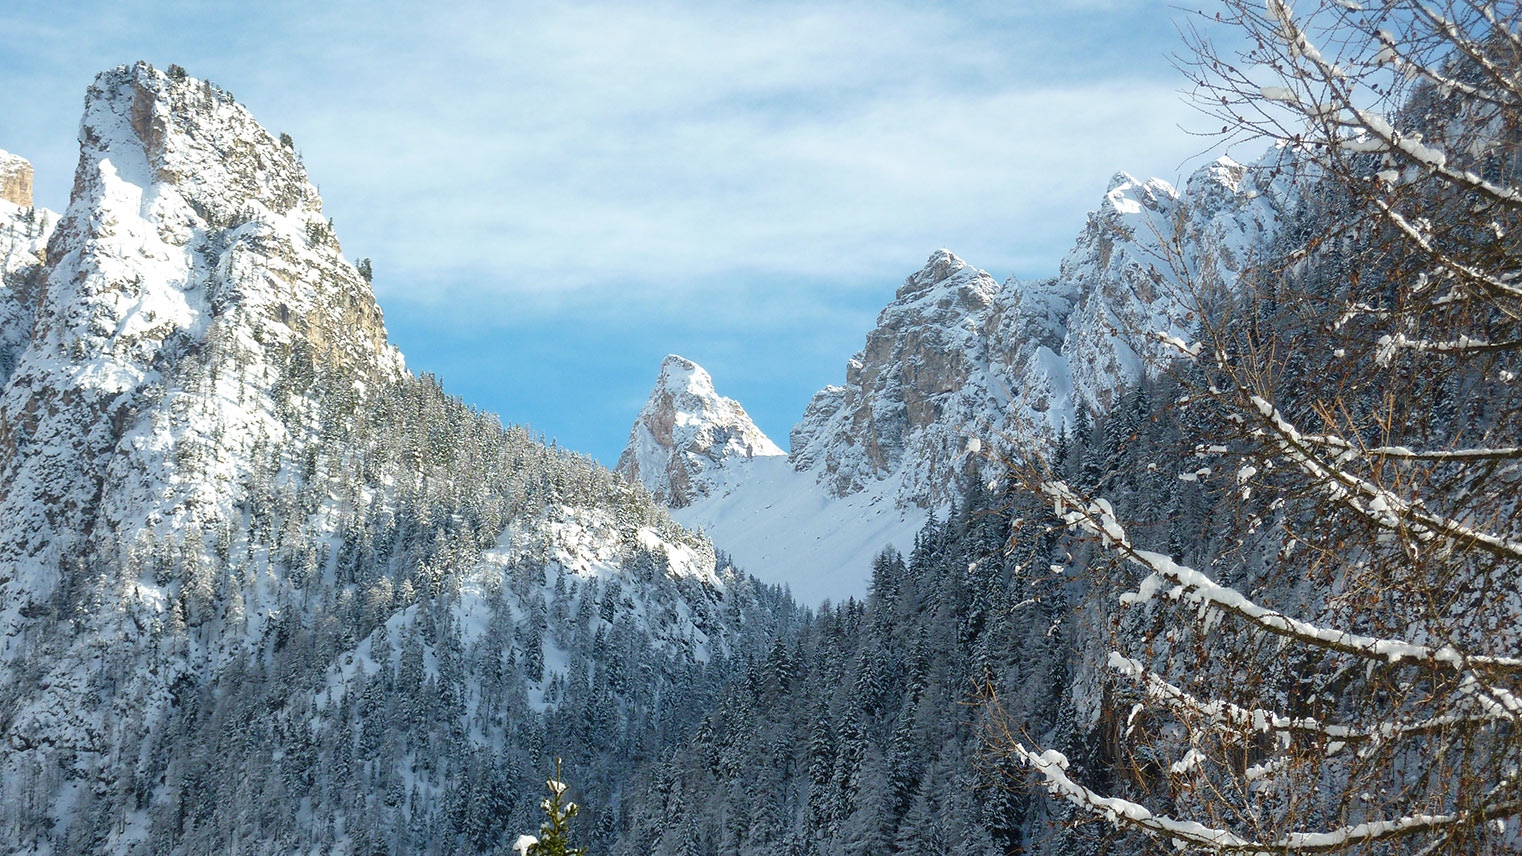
[529,758,588,856]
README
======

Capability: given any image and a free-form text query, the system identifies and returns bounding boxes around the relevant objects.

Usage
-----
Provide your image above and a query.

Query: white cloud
[221,1,1212,316]
[0,0,1234,460]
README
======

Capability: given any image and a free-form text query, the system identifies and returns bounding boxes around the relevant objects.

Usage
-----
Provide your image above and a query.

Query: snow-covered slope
[616,354,925,604]
[615,354,783,507]
[0,62,412,833]
[670,455,927,606]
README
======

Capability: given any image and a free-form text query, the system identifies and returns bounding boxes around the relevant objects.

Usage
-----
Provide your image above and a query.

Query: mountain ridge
[618,151,1306,601]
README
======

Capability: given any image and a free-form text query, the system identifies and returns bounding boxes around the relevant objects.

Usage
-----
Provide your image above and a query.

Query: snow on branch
[1108,652,1495,743]
[1369,24,1514,109]
[1268,0,1522,208]
[1374,332,1522,363]
[1296,430,1522,463]
[1366,196,1522,302]
[1012,739,1522,853]
[1406,2,1522,107]
[1240,392,1522,567]
[1041,479,1522,676]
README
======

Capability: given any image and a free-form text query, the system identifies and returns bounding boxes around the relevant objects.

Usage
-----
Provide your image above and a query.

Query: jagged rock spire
[617,354,782,507]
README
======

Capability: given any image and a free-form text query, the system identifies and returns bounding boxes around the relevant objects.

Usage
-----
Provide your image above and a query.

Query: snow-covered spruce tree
[984,1,1522,853]
[521,758,589,856]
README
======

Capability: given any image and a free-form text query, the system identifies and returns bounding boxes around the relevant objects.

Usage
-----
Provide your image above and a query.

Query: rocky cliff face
[787,152,1300,508]
[789,250,1019,504]
[0,63,412,828]
[0,151,32,207]
[0,62,401,631]
[616,354,783,507]
[0,153,55,386]
[1061,155,1298,412]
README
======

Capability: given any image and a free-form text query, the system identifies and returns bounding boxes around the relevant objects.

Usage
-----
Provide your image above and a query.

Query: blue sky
[1,0,1230,465]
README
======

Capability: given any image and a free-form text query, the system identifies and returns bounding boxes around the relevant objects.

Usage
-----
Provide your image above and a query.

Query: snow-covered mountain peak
[780,151,1300,513]
[1198,155,1247,192]
[1103,171,1180,217]
[617,354,783,508]
[894,248,995,305]
[656,353,718,397]
[88,63,318,225]
[0,61,403,625]
[787,250,1006,502]
[1065,150,1299,411]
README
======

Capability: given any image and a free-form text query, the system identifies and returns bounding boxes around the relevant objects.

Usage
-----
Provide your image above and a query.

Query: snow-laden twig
[1297,430,1522,463]
[1241,392,1522,566]
[1270,0,1522,208]
[1369,23,1515,109]
[1043,479,1522,676]
[1108,651,1498,741]
[1407,2,1522,107]
[1012,740,1522,853]
[1375,332,1522,363]
[1366,196,1522,303]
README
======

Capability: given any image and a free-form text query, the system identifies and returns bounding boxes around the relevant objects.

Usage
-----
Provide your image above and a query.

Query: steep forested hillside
[0,63,801,856]
[609,372,1227,855]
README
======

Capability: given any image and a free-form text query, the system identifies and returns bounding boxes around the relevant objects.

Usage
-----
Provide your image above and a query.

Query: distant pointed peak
[1106,171,1140,193]
[1199,155,1248,193]
[619,355,782,506]
[659,353,712,386]
[918,248,967,278]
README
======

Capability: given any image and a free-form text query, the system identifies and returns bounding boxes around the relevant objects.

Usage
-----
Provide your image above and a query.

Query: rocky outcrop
[788,152,1300,508]
[617,354,783,507]
[0,63,402,588]
[789,250,1013,503]
[0,151,32,207]
[1061,155,1298,411]
[0,156,55,386]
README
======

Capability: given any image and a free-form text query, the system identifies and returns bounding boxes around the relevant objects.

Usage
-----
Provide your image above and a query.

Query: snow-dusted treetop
[616,354,783,508]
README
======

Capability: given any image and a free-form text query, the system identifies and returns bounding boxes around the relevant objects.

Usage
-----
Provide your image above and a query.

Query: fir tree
[525,758,588,856]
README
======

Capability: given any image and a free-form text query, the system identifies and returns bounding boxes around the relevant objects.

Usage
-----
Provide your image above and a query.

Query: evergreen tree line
[607,370,1232,856]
